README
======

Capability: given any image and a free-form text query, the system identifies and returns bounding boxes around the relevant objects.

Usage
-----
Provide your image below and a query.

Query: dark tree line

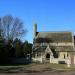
[0,36,32,64]
[7,39,32,58]
[0,15,32,64]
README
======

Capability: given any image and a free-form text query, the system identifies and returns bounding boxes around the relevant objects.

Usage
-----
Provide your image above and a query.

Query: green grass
[23,63,75,71]
[0,63,75,73]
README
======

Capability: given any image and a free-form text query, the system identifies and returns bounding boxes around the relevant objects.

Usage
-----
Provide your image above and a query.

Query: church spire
[34,19,37,38]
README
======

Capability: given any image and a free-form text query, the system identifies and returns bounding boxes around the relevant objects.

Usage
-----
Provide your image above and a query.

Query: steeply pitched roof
[55,46,73,51]
[33,45,74,52]
[35,31,73,43]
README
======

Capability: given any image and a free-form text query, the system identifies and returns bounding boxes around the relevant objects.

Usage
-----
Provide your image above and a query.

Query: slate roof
[33,45,74,52]
[55,46,73,51]
[35,31,73,43]
[33,46,46,52]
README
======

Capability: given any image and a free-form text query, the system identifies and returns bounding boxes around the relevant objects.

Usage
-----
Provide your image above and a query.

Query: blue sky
[0,0,75,43]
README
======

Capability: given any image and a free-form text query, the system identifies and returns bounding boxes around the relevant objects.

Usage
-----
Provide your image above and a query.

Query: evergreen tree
[13,38,24,57]
[0,30,8,63]
[23,41,32,56]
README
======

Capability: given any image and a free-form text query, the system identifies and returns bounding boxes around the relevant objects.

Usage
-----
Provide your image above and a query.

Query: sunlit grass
[0,63,75,72]
[23,63,75,71]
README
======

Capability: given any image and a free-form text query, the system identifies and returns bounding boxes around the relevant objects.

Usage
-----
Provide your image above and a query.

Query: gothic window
[67,53,68,57]
[64,54,65,59]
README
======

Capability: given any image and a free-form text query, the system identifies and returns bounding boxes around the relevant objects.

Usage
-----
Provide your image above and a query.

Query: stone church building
[32,23,75,65]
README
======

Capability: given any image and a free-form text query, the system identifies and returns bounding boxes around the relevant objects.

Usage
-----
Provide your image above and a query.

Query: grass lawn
[24,63,75,71]
[0,63,75,73]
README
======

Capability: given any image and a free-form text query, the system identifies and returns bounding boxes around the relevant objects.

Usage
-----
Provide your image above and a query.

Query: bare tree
[0,15,27,41]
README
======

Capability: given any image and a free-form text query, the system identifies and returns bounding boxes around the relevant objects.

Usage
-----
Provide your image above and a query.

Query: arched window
[67,53,68,57]
[64,54,65,59]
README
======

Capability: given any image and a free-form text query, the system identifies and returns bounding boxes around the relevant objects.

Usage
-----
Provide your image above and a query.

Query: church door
[46,53,50,63]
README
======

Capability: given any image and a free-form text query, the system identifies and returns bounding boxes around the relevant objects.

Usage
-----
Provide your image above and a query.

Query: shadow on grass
[0,63,74,74]
[0,63,31,73]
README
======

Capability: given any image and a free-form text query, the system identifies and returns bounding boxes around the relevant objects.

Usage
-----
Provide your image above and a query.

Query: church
[32,23,75,65]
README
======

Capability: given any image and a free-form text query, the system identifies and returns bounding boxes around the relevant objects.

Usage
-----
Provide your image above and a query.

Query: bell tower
[33,21,37,38]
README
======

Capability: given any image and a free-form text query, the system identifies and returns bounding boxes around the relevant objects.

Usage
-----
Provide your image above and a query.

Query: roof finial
[34,17,37,25]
